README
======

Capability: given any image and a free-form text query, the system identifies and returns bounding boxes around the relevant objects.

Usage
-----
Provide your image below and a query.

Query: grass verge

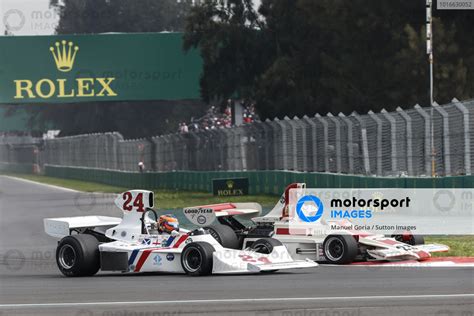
[426,235,474,257]
[1,173,278,209]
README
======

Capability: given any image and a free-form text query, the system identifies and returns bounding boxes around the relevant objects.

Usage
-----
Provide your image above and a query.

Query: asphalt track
[0,175,473,316]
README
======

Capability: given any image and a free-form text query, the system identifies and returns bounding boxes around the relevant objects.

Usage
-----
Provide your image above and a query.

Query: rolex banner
[0,33,203,104]
[212,178,249,196]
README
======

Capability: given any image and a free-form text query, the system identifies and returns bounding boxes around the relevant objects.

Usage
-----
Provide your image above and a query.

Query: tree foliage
[184,0,474,119]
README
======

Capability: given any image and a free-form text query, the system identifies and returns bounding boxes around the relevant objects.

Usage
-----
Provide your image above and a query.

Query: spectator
[138,161,145,173]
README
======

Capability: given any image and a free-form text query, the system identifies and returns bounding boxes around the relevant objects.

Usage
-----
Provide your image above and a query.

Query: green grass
[1,173,278,209]
[426,236,474,257]
[3,173,127,193]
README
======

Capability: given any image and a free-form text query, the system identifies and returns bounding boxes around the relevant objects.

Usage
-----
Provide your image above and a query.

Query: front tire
[56,234,100,277]
[322,235,358,264]
[181,242,215,276]
[392,234,425,246]
[249,238,283,254]
[249,238,283,273]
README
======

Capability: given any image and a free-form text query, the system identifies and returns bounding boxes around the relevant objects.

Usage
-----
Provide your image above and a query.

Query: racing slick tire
[204,224,239,249]
[250,238,283,273]
[322,235,358,264]
[249,238,283,254]
[181,242,215,276]
[392,233,425,246]
[56,234,100,277]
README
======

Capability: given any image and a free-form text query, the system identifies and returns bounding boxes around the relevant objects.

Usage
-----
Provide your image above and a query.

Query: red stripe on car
[173,235,188,248]
[134,250,153,272]
[195,203,236,211]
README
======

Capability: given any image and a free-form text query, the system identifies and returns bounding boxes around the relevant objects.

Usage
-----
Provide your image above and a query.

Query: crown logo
[49,40,79,72]
[226,180,234,189]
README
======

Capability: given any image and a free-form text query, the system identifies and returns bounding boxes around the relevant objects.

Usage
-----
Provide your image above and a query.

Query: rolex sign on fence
[212,178,249,196]
[0,33,202,104]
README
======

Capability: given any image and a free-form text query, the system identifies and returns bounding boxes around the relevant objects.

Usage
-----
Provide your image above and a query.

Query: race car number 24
[123,192,145,212]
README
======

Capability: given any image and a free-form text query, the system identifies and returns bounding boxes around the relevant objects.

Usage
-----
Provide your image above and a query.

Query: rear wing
[44,190,153,239]
[183,202,262,226]
[44,216,122,238]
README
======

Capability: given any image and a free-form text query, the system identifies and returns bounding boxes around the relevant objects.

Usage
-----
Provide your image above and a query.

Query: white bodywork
[44,190,317,275]
[100,233,314,274]
[197,184,449,263]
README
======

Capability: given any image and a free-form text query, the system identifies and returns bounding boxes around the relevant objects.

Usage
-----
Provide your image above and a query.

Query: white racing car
[44,190,317,277]
[191,183,450,264]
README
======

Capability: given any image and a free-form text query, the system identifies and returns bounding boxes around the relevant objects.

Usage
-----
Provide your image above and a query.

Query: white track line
[1,175,79,193]
[0,294,472,309]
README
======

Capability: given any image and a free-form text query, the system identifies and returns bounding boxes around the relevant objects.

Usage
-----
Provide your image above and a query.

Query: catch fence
[1,98,473,177]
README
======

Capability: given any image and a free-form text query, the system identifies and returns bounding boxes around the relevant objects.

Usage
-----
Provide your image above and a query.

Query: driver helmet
[158,214,179,234]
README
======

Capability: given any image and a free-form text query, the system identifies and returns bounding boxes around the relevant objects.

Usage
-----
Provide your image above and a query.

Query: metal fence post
[381,109,397,173]
[351,112,370,175]
[327,113,342,173]
[274,117,289,170]
[452,98,471,175]
[396,107,414,176]
[433,102,451,176]
[414,104,432,175]
[302,115,317,172]
[314,114,329,172]
[339,113,354,174]
[292,116,308,171]
[368,111,383,175]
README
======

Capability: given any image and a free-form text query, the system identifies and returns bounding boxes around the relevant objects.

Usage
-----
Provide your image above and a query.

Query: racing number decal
[123,192,145,212]
[239,254,271,264]
[123,192,133,211]
[133,193,145,212]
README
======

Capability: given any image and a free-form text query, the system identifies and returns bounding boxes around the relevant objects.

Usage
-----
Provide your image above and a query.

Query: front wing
[360,236,449,261]
[212,246,318,274]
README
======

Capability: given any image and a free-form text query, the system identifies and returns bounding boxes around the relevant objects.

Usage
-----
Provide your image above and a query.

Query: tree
[185,0,474,119]
[183,0,271,102]
[51,0,193,34]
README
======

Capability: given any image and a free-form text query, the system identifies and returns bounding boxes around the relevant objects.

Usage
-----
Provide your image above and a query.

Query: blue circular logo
[296,195,324,222]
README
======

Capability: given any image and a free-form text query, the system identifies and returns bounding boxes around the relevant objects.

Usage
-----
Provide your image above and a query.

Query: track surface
[0,175,473,316]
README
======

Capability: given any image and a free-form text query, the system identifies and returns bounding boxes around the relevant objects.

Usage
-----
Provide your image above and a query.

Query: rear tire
[249,238,283,273]
[322,235,358,264]
[204,224,239,249]
[56,234,100,277]
[181,242,215,276]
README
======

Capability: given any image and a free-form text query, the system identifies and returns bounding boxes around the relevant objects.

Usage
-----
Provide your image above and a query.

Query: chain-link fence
[1,98,473,177]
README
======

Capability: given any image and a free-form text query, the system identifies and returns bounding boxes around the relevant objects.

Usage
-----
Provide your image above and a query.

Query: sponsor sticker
[183,207,216,226]
[153,254,162,266]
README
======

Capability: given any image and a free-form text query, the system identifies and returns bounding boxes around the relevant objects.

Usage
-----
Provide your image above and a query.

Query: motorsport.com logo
[296,195,412,222]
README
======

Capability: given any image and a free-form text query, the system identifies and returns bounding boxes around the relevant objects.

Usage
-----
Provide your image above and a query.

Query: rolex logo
[13,39,118,100]
[226,180,234,189]
[50,40,79,72]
